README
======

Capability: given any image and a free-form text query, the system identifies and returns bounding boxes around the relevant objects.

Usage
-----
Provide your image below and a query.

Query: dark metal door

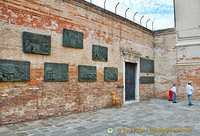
[125,62,136,101]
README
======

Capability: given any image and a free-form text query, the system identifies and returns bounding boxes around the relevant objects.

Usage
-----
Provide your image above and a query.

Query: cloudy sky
[85,0,174,30]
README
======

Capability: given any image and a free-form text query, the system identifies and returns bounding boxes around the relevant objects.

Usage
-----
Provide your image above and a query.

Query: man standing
[186,81,194,105]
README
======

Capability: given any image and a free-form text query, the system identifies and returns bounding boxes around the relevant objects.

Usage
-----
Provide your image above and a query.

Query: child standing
[168,89,173,101]
[172,83,177,103]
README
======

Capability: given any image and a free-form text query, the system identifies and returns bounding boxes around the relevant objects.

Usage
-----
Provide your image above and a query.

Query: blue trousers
[188,94,192,104]
[173,92,176,102]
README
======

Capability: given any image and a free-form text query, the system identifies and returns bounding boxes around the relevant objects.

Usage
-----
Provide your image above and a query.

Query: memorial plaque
[44,62,68,82]
[140,76,154,84]
[0,59,30,82]
[78,65,97,82]
[140,58,154,73]
[104,67,118,81]
[23,32,51,55]
[63,29,83,48]
[116,85,124,88]
[92,45,108,61]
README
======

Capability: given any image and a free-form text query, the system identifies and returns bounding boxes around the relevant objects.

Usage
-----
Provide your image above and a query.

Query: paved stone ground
[1,99,200,136]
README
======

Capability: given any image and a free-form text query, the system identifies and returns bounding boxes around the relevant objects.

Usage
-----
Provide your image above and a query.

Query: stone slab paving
[1,99,200,136]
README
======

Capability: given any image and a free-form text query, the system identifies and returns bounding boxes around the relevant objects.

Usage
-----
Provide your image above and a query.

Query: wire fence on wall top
[85,0,155,30]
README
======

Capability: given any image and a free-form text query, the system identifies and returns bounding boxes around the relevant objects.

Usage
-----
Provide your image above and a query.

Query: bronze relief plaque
[104,67,118,81]
[44,62,68,82]
[63,29,83,48]
[140,58,154,73]
[23,32,51,55]
[78,65,97,82]
[0,59,30,82]
[92,45,108,61]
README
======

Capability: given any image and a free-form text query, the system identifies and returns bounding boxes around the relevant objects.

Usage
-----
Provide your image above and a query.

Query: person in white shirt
[186,81,194,105]
[172,83,177,103]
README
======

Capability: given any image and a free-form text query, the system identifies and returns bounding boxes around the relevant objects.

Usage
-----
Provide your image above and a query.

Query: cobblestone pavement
[1,99,200,136]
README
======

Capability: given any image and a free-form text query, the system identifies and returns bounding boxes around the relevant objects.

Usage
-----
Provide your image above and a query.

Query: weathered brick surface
[177,65,200,100]
[154,29,177,99]
[139,84,154,100]
[0,0,154,125]
[176,39,200,99]
[154,29,200,100]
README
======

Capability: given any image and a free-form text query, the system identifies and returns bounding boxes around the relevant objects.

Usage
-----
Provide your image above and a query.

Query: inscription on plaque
[92,45,108,61]
[44,62,68,82]
[23,32,51,55]
[104,67,118,81]
[78,65,97,82]
[0,59,30,82]
[140,76,154,84]
[63,29,83,48]
[117,85,124,88]
[140,58,154,73]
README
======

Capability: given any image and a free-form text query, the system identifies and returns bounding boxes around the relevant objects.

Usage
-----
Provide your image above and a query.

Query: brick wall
[176,46,200,100]
[154,29,200,100]
[0,0,154,125]
[154,29,177,99]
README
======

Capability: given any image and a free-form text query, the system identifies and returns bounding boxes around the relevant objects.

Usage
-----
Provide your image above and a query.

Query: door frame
[123,60,140,104]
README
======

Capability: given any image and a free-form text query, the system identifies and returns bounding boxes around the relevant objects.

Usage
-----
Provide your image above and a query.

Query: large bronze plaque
[140,76,154,84]
[44,63,68,82]
[104,67,118,81]
[0,59,30,82]
[92,45,108,61]
[63,29,83,48]
[23,32,51,55]
[140,58,154,73]
[78,65,97,82]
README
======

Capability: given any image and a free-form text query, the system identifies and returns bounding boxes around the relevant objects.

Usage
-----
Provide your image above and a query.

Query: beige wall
[174,0,200,99]
[175,0,200,30]
[175,0,200,45]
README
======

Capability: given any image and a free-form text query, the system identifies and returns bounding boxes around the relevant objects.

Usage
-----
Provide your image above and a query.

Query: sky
[85,0,174,30]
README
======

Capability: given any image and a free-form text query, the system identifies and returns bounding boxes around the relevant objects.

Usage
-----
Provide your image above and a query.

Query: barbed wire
[85,0,155,30]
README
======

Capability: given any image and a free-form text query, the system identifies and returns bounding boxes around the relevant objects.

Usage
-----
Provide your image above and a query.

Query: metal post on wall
[115,2,120,14]
[90,0,92,3]
[146,19,150,28]
[133,12,138,21]
[152,21,154,30]
[125,8,129,18]
[104,0,106,9]
[140,15,144,25]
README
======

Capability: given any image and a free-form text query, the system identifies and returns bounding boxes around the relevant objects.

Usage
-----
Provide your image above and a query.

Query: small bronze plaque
[140,76,154,84]
[104,67,118,81]
[78,65,97,82]
[23,32,51,55]
[116,85,124,88]
[92,45,108,61]
[44,62,68,82]
[0,59,30,82]
[63,29,83,48]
